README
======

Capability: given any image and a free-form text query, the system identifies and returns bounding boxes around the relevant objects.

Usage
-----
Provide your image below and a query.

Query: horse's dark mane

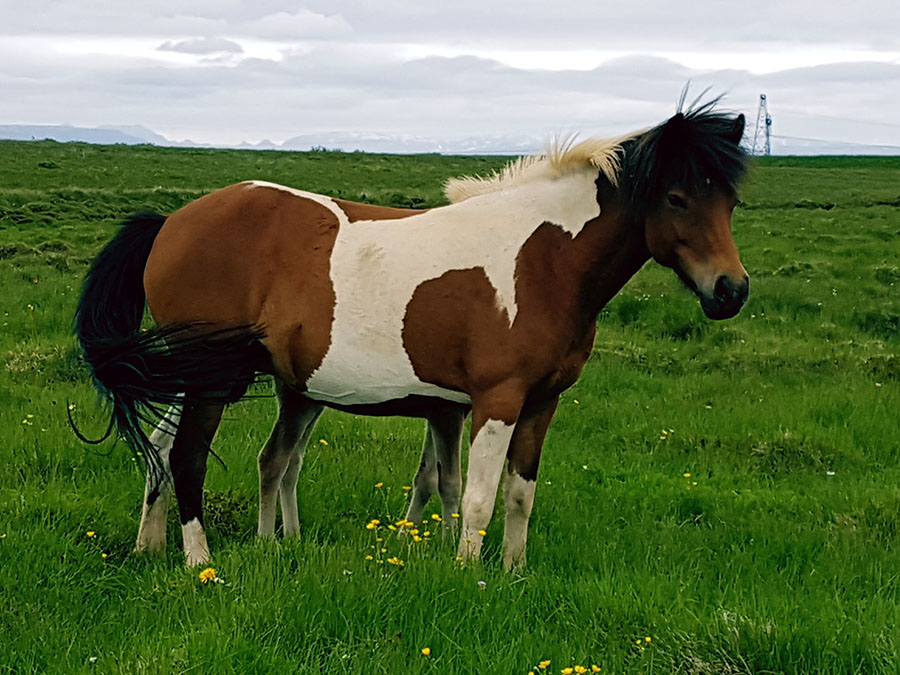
[619,99,750,215]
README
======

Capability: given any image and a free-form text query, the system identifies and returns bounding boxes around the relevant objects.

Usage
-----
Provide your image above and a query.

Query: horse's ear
[728,114,746,145]
[663,112,686,137]
[660,112,686,151]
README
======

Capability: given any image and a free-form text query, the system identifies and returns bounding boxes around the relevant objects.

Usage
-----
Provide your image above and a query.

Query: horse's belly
[304,345,470,406]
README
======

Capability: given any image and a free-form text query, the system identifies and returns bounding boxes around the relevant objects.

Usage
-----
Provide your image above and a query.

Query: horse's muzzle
[699,274,749,320]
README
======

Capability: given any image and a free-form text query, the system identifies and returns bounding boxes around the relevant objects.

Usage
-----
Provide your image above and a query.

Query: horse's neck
[576,206,650,322]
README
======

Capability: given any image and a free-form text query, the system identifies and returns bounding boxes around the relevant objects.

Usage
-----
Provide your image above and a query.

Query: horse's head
[624,107,750,320]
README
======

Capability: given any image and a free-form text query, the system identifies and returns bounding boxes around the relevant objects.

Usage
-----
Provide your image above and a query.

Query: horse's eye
[667,193,688,210]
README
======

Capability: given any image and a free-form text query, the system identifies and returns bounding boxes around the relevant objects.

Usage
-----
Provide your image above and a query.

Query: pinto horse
[75,104,750,569]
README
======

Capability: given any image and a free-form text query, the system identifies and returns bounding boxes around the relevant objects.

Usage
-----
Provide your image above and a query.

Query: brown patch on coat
[144,183,340,385]
[402,179,649,440]
[332,198,427,223]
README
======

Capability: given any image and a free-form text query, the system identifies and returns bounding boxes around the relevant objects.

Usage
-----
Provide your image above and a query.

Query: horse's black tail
[74,212,266,482]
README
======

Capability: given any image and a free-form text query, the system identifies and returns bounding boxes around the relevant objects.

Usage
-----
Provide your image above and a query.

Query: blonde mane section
[444,134,632,204]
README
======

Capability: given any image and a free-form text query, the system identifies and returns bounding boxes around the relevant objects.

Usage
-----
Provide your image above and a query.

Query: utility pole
[752,94,772,156]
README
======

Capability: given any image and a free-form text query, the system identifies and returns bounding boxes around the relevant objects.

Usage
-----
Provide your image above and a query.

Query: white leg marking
[258,403,323,538]
[405,424,438,525]
[278,407,322,537]
[457,420,516,561]
[278,448,304,537]
[257,426,285,538]
[503,470,537,571]
[135,405,181,554]
[436,417,464,542]
[182,517,210,567]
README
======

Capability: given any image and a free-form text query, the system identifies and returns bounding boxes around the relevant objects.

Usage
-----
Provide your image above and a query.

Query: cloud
[158,38,243,55]
[239,10,352,40]
[1,1,898,149]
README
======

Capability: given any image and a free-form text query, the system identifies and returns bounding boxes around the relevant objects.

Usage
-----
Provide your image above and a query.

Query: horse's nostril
[714,275,731,302]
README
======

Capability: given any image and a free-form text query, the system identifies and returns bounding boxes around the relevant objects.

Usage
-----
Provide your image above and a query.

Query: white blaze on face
[246,173,600,406]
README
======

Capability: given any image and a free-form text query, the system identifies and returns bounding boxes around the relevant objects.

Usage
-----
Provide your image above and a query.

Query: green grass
[1,141,899,673]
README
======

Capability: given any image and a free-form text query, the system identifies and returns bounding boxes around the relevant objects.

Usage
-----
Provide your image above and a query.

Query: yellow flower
[574,667,588,674]
[591,667,601,673]
[573,399,580,405]
[423,531,431,537]
[86,531,96,538]
[451,513,460,519]
[683,472,691,478]
[562,668,574,675]
[477,529,486,536]
[431,513,442,522]
[198,568,217,583]
[387,557,404,566]
[374,482,384,488]
[421,647,431,656]
[402,485,412,492]
[364,555,373,560]
[412,536,422,543]
[645,636,652,643]
[539,661,551,670]
[318,439,328,446]
[101,553,108,559]
[365,522,377,530]
[388,525,397,531]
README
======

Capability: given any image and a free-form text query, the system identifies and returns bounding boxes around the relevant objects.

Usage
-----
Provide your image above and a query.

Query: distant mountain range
[1,123,896,156]
[0,124,541,155]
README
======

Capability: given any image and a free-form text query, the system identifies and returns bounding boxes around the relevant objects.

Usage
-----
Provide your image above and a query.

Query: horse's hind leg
[406,407,466,539]
[405,424,438,525]
[169,401,225,566]
[258,384,324,538]
[135,404,182,555]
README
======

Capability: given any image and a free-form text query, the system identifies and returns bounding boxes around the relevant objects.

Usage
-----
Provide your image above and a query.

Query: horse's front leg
[503,396,559,571]
[135,403,181,555]
[169,402,224,566]
[457,390,523,563]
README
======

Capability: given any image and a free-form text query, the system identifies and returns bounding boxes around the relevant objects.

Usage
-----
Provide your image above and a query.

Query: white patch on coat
[244,171,600,406]
[458,419,516,561]
[182,517,210,567]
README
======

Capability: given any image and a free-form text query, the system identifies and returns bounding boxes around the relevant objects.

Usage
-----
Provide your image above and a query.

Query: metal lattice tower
[751,94,772,156]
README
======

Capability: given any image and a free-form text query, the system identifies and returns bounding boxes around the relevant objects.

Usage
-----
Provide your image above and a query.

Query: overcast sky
[2,1,899,149]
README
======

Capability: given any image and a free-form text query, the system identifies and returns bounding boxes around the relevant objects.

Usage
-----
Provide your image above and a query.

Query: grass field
[1,140,899,674]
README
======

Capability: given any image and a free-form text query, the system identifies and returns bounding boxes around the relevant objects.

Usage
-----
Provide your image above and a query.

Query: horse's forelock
[620,104,750,214]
